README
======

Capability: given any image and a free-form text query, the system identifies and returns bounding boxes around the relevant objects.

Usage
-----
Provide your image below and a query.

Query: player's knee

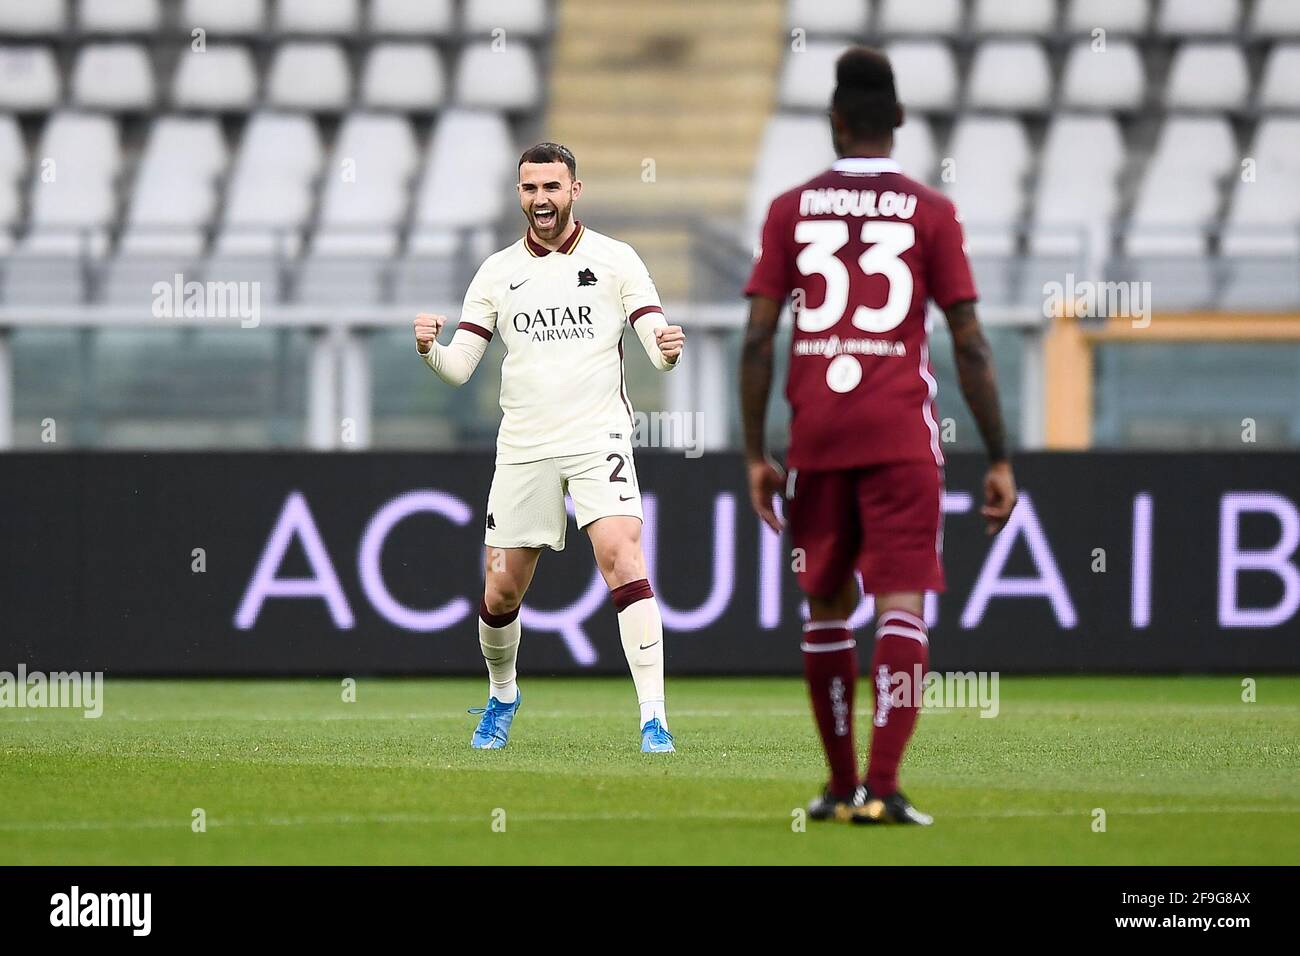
[483,582,523,616]
[602,543,646,586]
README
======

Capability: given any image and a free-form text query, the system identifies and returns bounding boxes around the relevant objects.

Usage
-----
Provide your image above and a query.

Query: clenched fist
[655,325,685,364]
[414,313,447,354]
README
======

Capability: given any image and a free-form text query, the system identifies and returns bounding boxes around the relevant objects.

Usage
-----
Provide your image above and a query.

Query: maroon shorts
[785,461,946,598]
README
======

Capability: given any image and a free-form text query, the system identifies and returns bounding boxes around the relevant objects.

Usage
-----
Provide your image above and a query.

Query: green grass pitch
[2,675,1297,865]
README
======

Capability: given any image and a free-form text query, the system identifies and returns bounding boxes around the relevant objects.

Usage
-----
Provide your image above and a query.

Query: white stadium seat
[127,117,227,231]
[972,0,1056,35]
[1164,43,1249,110]
[944,116,1032,226]
[1060,40,1145,109]
[276,0,359,35]
[0,115,27,183]
[28,112,121,228]
[80,0,160,33]
[455,43,539,111]
[1149,115,1237,176]
[361,43,445,110]
[1155,0,1240,35]
[231,112,323,183]
[1258,44,1300,109]
[317,113,418,228]
[1251,0,1300,36]
[0,46,62,110]
[1129,117,1237,248]
[180,0,265,35]
[893,116,936,182]
[1066,0,1151,34]
[885,41,958,112]
[370,0,455,35]
[413,110,514,230]
[0,0,67,34]
[967,40,1053,111]
[172,46,258,110]
[786,0,870,35]
[1031,114,1125,250]
[777,40,846,110]
[267,42,351,111]
[1223,119,1300,233]
[878,0,962,35]
[463,0,549,37]
[71,43,156,110]
[746,114,834,241]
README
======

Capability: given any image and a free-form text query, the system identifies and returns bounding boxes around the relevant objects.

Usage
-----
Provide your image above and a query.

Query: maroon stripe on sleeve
[459,321,493,341]
[628,305,664,326]
[610,578,655,612]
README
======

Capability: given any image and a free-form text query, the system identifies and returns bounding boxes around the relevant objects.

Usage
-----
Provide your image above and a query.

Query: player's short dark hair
[518,142,577,179]
[831,46,900,141]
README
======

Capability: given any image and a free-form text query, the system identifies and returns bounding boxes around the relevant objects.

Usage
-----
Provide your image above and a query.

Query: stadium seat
[370,0,455,35]
[1251,0,1300,35]
[1258,44,1300,109]
[0,0,67,34]
[79,0,161,33]
[1165,44,1249,110]
[172,46,258,110]
[180,0,265,34]
[0,115,26,184]
[878,0,962,35]
[0,46,62,111]
[462,0,549,37]
[1222,119,1300,239]
[276,0,359,35]
[746,113,835,241]
[786,0,869,35]
[893,116,936,182]
[361,43,445,110]
[412,110,513,230]
[315,113,417,231]
[945,116,1031,227]
[972,0,1056,35]
[454,43,540,111]
[1065,0,1151,35]
[885,41,959,112]
[1059,40,1145,110]
[1155,0,1240,35]
[1148,115,1237,177]
[125,117,226,229]
[967,41,1053,112]
[71,43,156,110]
[266,42,352,111]
[777,40,846,111]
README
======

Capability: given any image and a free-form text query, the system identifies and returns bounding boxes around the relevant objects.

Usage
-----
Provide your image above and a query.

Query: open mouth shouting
[531,204,559,234]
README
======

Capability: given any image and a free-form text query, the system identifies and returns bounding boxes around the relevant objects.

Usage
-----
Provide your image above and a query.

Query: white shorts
[484,444,643,551]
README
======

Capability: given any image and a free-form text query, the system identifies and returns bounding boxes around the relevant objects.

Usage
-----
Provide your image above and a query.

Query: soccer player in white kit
[414,143,685,753]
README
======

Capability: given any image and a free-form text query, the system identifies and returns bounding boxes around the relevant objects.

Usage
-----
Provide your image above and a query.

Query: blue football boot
[468,693,521,749]
[640,717,675,753]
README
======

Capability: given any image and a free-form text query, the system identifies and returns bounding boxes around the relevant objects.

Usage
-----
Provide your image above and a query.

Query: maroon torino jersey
[745,157,976,471]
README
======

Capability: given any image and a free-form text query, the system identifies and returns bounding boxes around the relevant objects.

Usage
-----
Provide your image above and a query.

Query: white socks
[612,579,667,730]
[478,604,521,704]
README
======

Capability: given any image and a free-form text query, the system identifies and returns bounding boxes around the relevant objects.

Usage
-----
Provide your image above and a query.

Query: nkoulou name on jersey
[745,157,977,471]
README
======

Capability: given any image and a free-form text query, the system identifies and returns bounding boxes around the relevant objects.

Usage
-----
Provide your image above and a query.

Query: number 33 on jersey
[744,156,977,472]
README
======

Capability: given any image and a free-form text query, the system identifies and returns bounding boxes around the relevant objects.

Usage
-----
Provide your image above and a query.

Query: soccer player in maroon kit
[740,47,1018,824]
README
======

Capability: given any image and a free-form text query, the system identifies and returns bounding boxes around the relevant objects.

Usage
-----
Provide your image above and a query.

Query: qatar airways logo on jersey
[512,305,596,342]
[793,334,906,358]
[799,188,917,219]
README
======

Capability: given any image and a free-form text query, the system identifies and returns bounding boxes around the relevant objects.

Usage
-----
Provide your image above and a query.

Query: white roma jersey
[454,220,674,464]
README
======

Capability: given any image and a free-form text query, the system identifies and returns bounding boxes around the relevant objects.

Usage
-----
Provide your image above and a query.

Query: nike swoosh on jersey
[639,641,660,650]
[509,279,529,290]
[619,494,634,501]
